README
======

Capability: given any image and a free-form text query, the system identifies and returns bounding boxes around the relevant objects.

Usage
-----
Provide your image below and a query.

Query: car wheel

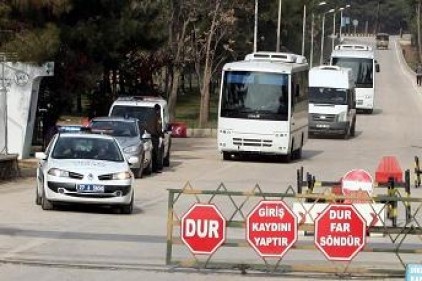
[35,185,41,205]
[132,167,143,179]
[350,119,356,137]
[144,160,152,175]
[163,148,170,167]
[121,193,134,214]
[41,188,54,210]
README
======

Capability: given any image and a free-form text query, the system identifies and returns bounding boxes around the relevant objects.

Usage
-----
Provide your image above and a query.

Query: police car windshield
[52,137,124,161]
[110,106,155,124]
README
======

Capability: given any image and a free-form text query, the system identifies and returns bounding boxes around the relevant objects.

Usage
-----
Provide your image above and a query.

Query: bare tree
[167,0,195,122]
[190,0,249,128]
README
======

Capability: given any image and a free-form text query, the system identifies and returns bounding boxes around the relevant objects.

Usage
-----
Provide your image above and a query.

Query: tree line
[0,0,413,127]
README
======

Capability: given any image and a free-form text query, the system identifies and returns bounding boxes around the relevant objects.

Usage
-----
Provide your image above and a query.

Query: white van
[108,96,172,170]
[308,65,356,138]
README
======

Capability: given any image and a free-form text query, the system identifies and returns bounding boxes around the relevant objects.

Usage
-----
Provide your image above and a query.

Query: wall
[0,62,54,159]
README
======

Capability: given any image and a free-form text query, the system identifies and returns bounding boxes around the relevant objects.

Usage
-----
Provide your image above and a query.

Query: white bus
[217,52,309,162]
[330,44,380,114]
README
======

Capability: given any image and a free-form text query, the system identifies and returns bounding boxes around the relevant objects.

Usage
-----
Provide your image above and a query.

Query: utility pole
[254,0,258,52]
[418,1,422,62]
[276,0,282,52]
[332,10,336,52]
[375,0,380,34]
[320,13,326,65]
[302,5,306,56]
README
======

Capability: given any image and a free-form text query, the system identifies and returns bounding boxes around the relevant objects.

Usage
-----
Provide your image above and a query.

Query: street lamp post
[310,1,326,68]
[332,10,336,51]
[320,9,335,65]
[254,0,258,52]
[302,5,306,56]
[276,0,282,52]
[339,5,351,42]
[1,55,7,154]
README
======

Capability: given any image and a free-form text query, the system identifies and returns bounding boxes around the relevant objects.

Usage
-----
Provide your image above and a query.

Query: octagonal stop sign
[180,203,226,255]
[246,200,298,258]
[315,204,367,261]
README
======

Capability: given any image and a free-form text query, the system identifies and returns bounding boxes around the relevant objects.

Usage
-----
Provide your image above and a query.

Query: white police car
[35,132,137,214]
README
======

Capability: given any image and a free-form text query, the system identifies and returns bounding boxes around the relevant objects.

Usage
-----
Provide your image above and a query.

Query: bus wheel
[343,131,350,140]
[294,147,302,160]
[284,142,294,163]
[350,119,356,137]
[223,152,231,160]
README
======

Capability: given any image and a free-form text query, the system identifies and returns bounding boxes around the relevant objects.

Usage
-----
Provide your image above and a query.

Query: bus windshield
[331,57,373,88]
[220,71,289,121]
[309,87,348,105]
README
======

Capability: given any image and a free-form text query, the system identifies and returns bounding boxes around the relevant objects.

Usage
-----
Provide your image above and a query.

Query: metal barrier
[166,181,422,278]
[297,167,412,227]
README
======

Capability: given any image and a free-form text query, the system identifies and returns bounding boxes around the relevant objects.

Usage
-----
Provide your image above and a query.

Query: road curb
[186,128,217,138]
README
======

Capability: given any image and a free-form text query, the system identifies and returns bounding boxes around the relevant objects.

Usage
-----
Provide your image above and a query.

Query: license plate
[316,124,329,128]
[77,184,105,193]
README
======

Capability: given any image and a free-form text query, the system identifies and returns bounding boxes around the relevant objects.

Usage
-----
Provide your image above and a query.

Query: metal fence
[166,176,422,278]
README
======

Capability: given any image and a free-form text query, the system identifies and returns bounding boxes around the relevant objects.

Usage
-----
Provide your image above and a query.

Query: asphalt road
[1,36,421,281]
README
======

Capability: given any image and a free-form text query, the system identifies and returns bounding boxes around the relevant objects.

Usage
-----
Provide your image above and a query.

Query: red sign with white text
[315,204,366,261]
[180,204,226,255]
[246,200,297,257]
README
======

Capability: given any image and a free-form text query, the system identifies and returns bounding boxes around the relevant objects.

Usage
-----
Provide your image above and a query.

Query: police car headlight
[336,112,347,122]
[123,146,140,153]
[48,168,70,178]
[112,171,132,180]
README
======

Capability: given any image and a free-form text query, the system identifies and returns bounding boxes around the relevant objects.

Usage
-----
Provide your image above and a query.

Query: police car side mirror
[35,152,47,160]
[375,61,380,72]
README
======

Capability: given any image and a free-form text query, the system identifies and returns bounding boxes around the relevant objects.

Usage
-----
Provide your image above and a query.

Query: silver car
[90,117,153,178]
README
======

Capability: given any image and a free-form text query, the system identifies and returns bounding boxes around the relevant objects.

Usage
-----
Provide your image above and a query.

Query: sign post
[246,200,297,258]
[180,203,226,255]
[315,204,366,261]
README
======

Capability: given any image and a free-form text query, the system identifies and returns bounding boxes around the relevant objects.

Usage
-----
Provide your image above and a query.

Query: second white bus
[217,52,309,162]
[330,44,380,114]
